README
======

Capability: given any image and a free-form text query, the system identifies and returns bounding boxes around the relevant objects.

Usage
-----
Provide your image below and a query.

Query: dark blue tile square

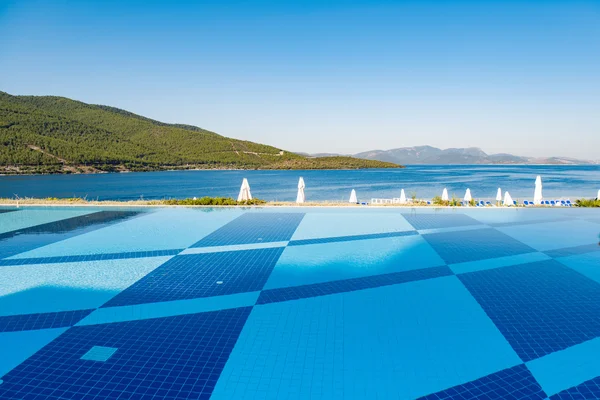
[419,364,546,399]
[0,309,93,332]
[0,308,251,400]
[459,259,600,362]
[422,228,535,264]
[402,213,483,230]
[551,376,600,399]
[0,249,183,267]
[191,212,304,247]
[545,243,600,258]
[104,247,284,307]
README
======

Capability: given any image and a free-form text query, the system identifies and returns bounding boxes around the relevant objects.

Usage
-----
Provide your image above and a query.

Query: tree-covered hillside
[0,91,400,174]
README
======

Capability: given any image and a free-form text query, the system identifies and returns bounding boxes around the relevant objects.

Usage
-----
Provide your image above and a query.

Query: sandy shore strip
[0,198,588,208]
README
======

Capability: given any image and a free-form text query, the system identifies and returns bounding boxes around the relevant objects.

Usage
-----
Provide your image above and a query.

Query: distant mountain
[0,91,401,174]
[352,146,597,165]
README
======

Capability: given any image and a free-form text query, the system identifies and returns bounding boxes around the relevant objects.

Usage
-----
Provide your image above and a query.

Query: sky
[1,0,599,159]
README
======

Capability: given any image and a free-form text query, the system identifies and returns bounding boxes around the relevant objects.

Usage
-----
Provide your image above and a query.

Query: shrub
[575,199,600,207]
[160,197,267,206]
[432,195,450,206]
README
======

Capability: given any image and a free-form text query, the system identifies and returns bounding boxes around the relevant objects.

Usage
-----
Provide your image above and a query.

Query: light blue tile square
[9,208,242,258]
[557,252,600,284]
[497,220,600,251]
[291,212,414,241]
[0,209,96,235]
[0,257,170,316]
[463,209,567,226]
[77,291,260,326]
[80,346,117,361]
[263,235,445,290]
[212,276,520,399]
[527,337,600,396]
[0,328,67,376]
[450,251,551,274]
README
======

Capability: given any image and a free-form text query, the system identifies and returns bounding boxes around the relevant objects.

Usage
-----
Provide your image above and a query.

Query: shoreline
[1,163,599,177]
[0,198,593,208]
[0,166,402,177]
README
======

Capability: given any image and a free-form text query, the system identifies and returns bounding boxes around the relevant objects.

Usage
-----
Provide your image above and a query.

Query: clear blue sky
[1,0,599,159]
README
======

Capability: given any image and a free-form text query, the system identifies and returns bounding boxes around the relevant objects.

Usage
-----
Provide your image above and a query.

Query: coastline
[2,163,598,177]
[0,166,404,177]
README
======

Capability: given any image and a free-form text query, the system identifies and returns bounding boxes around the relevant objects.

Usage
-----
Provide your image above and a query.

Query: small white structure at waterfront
[503,191,514,206]
[349,189,357,203]
[237,178,252,201]
[534,176,543,205]
[442,188,449,201]
[296,177,306,203]
[496,188,502,202]
[464,188,472,202]
[399,189,407,204]
[597,189,600,200]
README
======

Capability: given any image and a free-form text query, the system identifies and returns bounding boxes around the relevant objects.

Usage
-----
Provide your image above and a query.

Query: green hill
[0,91,401,174]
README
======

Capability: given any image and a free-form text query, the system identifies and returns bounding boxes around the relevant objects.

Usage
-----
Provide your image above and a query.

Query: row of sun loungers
[369,199,573,207]
[523,200,572,207]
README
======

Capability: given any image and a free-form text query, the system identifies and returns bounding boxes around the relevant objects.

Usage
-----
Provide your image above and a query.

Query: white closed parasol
[349,189,357,203]
[442,188,449,201]
[296,177,306,203]
[534,176,543,205]
[237,178,252,201]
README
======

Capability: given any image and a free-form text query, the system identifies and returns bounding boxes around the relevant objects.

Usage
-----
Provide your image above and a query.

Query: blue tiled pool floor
[0,206,599,399]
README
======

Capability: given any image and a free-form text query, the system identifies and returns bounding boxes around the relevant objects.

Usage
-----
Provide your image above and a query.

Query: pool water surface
[0,206,599,399]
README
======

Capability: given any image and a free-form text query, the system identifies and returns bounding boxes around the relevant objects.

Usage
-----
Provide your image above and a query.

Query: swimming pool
[0,206,599,399]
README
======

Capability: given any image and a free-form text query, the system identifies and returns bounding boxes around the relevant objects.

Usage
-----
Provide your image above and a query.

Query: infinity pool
[0,206,599,399]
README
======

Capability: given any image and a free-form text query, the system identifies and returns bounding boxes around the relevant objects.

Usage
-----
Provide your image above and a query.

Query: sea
[0,165,598,202]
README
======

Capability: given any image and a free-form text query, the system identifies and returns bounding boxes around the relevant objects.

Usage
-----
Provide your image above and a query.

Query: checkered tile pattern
[402,213,483,230]
[103,247,284,307]
[0,309,93,332]
[423,228,536,264]
[419,364,546,400]
[459,259,600,362]
[191,212,305,247]
[0,308,251,399]
[552,376,600,399]
[2,208,600,399]
[257,265,452,304]
[0,210,142,259]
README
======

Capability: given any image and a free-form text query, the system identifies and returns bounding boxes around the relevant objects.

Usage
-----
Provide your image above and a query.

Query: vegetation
[160,197,267,206]
[0,91,401,174]
[432,195,463,207]
[431,195,479,207]
[575,198,600,207]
